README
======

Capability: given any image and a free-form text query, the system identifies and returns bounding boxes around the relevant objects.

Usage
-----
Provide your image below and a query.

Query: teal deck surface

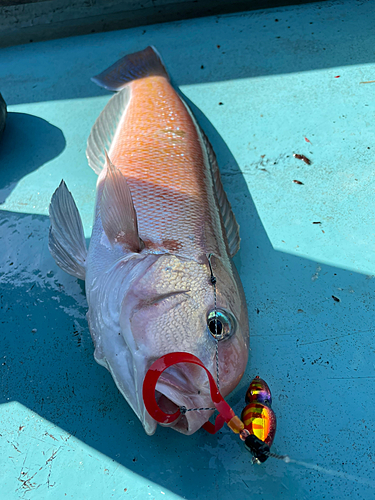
[1,0,375,498]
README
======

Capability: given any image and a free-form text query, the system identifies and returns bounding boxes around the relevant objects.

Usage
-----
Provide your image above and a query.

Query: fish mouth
[153,366,215,435]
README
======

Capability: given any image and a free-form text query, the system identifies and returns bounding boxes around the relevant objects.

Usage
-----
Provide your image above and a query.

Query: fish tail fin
[48,181,87,280]
[91,46,169,91]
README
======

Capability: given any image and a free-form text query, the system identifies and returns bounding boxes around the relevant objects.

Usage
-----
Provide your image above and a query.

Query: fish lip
[153,368,215,434]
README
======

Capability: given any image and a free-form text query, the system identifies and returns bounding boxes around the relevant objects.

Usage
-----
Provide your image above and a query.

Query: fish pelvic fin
[100,152,144,253]
[91,46,169,91]
[48,180,87,280]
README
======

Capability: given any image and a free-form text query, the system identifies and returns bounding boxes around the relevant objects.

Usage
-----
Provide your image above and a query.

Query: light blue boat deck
[1,1,375,498]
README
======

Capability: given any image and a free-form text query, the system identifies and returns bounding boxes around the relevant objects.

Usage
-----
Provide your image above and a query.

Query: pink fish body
[49,47,249,435]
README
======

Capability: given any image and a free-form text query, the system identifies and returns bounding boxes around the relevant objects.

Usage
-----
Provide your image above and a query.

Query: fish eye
[207,309,235,341]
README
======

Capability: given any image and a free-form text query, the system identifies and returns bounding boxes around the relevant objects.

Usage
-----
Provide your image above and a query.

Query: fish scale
[109,76,224,259]
[131,258,211,352]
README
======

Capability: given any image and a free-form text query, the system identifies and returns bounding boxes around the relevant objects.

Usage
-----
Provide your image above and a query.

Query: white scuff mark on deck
[311,265,321,281]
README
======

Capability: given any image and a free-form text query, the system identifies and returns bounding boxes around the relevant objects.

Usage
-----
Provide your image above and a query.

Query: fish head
[118,252,249,435]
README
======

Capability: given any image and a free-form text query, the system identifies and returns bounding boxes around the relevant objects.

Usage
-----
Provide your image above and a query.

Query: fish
[48,46,249,435]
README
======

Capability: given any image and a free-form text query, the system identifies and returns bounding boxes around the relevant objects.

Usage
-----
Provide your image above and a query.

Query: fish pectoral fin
[100,152,143,253]
[48,180,87,280]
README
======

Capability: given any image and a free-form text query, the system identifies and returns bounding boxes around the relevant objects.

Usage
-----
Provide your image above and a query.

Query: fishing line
[178,254,220,415]
[284,457,375,487]
[265,451,290,462]
[244,439,375,487]
[207,253,220,391]
[180,406,215,414]
[260,452,375,488]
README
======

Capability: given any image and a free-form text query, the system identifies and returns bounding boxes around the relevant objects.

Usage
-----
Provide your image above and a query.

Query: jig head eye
[207,310,235,341]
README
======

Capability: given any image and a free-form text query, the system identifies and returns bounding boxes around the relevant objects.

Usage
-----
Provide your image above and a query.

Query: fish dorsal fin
[201,131,241,257]
[100,152,143,253]
[86,87,131,175]
[91,46,168,91]
[87,47,168,174]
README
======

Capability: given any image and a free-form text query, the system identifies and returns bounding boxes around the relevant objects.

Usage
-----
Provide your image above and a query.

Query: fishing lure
[241,376,277,463]
[143,355,279,461]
